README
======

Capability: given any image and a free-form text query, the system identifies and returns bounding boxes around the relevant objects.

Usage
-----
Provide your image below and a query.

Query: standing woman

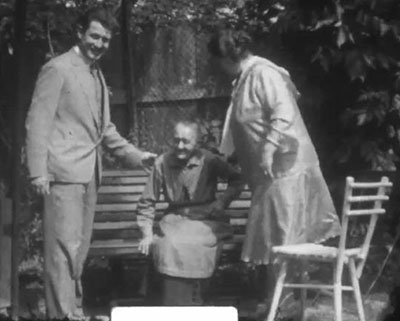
[208,29,341,300]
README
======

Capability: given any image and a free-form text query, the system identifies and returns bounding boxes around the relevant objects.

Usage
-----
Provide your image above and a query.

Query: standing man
[137,119,244,306]
[25,8,156,320]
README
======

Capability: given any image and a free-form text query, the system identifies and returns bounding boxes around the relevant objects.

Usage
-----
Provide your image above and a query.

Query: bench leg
[299,260,309,321]
[143,261,163,305]
[109,258,124,300]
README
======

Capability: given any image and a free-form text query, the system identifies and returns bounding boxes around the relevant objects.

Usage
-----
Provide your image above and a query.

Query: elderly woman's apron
[152,206,233,278]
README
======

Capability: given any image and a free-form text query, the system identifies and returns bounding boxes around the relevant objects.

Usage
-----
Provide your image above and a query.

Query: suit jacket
[25,48,143,183]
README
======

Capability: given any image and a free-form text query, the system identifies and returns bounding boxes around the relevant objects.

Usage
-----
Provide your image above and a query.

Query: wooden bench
[89,170,251,265]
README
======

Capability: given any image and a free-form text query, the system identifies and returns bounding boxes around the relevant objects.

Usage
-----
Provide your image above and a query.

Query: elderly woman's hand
[260,142,278,178]
[138,233,154,255]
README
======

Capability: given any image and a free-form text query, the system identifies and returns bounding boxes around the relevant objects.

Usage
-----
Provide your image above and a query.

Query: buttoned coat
[26,48,142,183]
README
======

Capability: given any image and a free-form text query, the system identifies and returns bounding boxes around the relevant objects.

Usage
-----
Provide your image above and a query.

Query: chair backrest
[336,176,392,279]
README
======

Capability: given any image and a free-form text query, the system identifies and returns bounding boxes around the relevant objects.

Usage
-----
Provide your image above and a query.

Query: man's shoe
[0,308,9,320]
[254,302,270,320]
[89,315,110,321]
[68,309,89,321]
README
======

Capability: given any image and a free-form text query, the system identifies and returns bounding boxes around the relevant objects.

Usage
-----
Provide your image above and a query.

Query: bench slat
[89,239,142,257]
[94,208,249,223]
[102,175,250,189]
[95,199,252,212]
[93,229,142,240]
[95,212,137,222]
[101,176,149,185]
[98,193,163,203]
[98,183,250,194]
[93,219,248,231]
[102,170,147,177]
[98,185,145,194]
[94,221,138,230]
[97,191,252,204]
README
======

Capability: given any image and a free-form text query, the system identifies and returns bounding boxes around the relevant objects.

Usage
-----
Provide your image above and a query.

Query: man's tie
[90,64,105,129]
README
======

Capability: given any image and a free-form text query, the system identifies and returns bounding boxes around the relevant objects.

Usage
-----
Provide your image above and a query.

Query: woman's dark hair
[208,29,252,61]
[76,7,119,33]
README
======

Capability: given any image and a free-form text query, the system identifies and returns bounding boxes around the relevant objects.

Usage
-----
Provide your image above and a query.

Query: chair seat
[272,243,362,262]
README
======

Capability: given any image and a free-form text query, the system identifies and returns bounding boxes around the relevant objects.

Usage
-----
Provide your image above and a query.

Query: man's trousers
[0,190,11,313]
[43,176,97,319]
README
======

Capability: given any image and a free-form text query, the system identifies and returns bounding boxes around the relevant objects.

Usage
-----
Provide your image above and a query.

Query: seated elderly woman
[136,119,244,306]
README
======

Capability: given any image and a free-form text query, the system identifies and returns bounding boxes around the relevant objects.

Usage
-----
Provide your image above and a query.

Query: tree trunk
[11,0,28,319]
[120,0,138,143]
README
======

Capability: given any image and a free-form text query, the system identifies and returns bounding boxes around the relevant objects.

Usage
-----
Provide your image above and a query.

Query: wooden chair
[266,176,392,321]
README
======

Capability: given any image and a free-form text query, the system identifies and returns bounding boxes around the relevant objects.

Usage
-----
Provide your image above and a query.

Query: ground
[17,266,392,321]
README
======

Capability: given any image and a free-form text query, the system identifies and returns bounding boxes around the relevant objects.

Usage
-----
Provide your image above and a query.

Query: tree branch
[46,16,55,58]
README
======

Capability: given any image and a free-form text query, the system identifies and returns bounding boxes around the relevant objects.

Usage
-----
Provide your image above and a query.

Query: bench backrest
[90,170,251,259]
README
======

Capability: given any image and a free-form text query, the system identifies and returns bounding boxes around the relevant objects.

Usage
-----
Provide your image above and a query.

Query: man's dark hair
[76,7,119,33]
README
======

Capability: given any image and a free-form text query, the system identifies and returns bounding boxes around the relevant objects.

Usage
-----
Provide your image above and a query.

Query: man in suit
[25,8,156,320]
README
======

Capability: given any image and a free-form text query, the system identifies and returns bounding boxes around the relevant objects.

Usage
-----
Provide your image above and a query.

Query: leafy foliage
[236,0,400,172]
[129,0,238,32]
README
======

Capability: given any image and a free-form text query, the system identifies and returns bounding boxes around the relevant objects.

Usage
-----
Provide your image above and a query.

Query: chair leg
[349,259,366,321]
[265,260,287,321]
[300,261,308,321]
[333,265,342,321]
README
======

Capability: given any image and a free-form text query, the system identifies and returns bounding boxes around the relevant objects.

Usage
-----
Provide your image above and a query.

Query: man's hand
[138,234,153,255]
[141,152,157,172]
[260,142,277,179]
[31,176,50,196]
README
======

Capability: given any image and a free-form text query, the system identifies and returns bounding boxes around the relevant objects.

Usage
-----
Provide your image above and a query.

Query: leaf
[380,21,390,36]
[370,15,381,31]
[363,53,376,69]
[272,3,285,11]
[310,17,336,31]
[7,42,13,55]
[335,144,351,164]
[269,16,278,24]
[357,112,368,126]
[337,26,346,47]
[340,108,355,126]
[345,50,366,82]
[320,55,330,72]
[356,9,364,24]
[65,0,76,8]
[335,2,344,19]
[377,53,390,69]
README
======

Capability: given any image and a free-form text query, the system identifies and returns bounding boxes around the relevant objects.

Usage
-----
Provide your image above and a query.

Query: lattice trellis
[137,97,230,154]
[132,25,231,152]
